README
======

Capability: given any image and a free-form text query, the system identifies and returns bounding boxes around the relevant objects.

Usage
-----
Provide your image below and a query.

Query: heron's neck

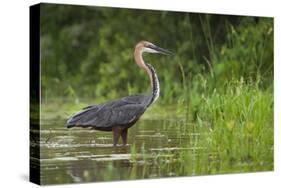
[134,50,160,105]
[145,63,160,104]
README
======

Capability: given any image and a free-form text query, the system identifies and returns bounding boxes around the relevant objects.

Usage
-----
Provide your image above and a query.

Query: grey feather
[65,94,151,131]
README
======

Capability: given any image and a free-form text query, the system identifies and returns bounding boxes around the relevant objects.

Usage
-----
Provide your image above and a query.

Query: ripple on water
[40,143,116,148]
[150,147,206,152]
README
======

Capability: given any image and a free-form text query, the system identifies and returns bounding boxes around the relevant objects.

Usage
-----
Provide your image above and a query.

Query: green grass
[145,77,273,176]
[193,79,272,173]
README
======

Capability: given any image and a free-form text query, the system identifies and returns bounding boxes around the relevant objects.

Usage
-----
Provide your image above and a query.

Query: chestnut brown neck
[134,46,160,105]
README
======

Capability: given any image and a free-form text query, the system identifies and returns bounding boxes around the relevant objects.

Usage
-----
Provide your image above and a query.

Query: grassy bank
[124,78,273,178]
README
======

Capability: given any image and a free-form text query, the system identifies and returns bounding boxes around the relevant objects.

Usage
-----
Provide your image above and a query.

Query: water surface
[32,107,272,185]
[36,115,207,184]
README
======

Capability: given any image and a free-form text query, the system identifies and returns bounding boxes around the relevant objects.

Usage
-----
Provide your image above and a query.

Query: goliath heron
[65,41,172,146]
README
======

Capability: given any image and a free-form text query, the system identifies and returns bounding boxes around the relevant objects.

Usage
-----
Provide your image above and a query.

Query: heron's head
[135,41,173,55]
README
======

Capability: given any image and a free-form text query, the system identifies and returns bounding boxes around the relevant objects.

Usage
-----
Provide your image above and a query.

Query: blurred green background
[40,4,273,105]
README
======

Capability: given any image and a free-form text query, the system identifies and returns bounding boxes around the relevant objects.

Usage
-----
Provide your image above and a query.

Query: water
[31,106,272,185]
[35,116,205,184]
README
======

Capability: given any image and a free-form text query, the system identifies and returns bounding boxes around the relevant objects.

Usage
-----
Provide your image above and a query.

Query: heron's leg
[112,127,121,146]
[121,128,128,146]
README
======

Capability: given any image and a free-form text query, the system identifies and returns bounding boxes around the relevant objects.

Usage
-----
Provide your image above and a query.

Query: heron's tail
[65,116,77,128]
[65,123,76,128]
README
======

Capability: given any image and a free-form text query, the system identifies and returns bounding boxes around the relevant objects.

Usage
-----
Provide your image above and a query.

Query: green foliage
[40,4,273,103]
[195,80,273,171]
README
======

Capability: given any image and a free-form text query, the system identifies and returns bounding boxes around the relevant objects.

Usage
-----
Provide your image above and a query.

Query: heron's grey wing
[66,96,147,130]
[107,103,146,126]
[79,103,146,130]
[65,104,104,127]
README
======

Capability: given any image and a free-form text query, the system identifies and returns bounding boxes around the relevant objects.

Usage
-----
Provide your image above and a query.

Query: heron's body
[66,41,172,146]
[66,94,150,131]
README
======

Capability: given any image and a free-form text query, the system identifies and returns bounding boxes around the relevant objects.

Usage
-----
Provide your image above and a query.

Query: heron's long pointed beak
[150,45,174,55]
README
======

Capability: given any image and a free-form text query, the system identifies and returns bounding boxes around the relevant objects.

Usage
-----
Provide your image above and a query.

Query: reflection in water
[39,118,198,184]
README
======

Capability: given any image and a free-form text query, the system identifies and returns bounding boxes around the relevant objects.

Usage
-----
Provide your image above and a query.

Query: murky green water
[36,115,207,184]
